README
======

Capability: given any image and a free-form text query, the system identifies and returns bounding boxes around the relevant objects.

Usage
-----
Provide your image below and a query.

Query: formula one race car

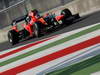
[8,8,80,45]
[7,14,58,45]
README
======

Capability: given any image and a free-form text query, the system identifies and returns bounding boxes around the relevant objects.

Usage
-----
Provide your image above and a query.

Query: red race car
[8,8,80,45]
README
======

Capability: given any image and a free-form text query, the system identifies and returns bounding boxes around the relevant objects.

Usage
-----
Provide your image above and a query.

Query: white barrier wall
[47,0,100,16]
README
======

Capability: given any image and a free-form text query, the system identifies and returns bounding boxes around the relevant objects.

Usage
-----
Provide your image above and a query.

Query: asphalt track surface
[0,11,100,51]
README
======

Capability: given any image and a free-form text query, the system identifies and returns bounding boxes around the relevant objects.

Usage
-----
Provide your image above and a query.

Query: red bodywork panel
[12,26,18,32]
[55,15,64,21]
[30,15,47,25]
[12,23,33,37]
[30,16,37,25]
[38,18,47,25]
[23,23,33,37]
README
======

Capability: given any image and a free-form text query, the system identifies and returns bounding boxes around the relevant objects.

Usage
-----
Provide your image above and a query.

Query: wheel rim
[9,38,12,43]
[8,33,12,43]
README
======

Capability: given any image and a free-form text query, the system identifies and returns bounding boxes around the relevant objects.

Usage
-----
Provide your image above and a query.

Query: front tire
[8,30,19,45]
[33,22,42,37]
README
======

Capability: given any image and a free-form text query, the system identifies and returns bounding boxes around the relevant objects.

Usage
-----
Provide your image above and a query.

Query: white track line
[42,44,100,75]
[1,28,99,62]
[1,22,99,55]
[18,44,100,75]
[1,29,99,72]
[91,71,100,75]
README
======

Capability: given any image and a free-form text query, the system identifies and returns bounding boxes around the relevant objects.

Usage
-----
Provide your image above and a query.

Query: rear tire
[61,9,73,24]
[8,30,19,45]
[61,8,72,18]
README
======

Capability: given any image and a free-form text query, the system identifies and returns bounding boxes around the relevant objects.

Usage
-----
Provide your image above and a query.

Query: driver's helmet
[32,9,39,15]
[29,9,39,17]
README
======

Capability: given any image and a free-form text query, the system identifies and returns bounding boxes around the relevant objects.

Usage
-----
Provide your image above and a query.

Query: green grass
[47,54,100,75]
[71,62,100,75]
